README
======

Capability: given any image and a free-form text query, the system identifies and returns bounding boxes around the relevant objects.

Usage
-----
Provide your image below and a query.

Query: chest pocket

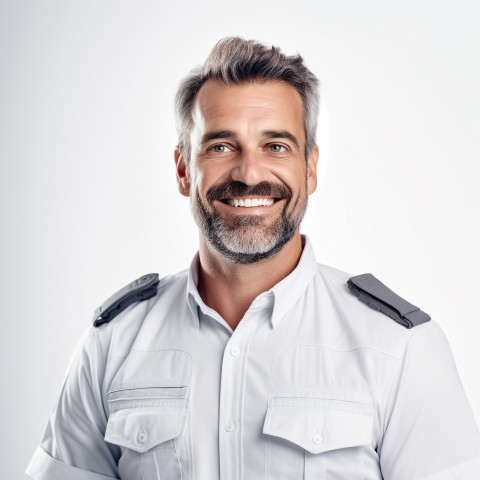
[105,349,192,480]
[263,345,376,479]
[263,396,374,479]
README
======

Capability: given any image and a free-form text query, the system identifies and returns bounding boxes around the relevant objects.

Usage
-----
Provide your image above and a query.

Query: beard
[190,180,308,264]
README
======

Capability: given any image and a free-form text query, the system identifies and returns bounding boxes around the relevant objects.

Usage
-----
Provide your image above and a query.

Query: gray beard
[191,190,307,264]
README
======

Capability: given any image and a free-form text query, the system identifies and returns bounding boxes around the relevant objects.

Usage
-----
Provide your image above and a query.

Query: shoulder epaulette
[93,273,160,327]
[347,273,430,329]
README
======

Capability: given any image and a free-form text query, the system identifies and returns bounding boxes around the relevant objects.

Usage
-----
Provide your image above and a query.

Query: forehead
[191,79,304,138]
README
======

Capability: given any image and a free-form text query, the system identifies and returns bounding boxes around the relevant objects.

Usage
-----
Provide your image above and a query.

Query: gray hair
[174,37,320,162]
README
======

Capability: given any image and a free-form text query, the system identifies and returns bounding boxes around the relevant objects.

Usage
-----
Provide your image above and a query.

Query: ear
[174,147,190,197]
[307,145,319,195]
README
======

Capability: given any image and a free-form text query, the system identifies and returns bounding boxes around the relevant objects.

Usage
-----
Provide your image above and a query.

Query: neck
[197,232,304,330]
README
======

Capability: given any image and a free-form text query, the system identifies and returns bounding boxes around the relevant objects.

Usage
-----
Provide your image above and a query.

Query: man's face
[175,79,318,264]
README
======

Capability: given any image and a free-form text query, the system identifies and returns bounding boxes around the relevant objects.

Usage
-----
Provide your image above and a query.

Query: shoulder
[89,270,188,354]
[93,271,187,326]
[313,263,433,357]
[60,271,188,400]
[93,273,161,327]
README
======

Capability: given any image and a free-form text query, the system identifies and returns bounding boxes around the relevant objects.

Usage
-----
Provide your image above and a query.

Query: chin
[209,228,296,265]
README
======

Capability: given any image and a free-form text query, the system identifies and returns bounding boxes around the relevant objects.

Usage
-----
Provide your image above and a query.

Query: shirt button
[137,430,148,443]
[312,433,323,445]
[225,421,236,432]
[230,346,240,356]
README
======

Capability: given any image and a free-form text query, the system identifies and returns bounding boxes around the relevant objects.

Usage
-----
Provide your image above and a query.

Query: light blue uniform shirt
[27,236,480,479]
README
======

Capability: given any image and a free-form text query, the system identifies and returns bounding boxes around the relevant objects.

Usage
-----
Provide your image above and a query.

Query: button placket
[218,316,257,480]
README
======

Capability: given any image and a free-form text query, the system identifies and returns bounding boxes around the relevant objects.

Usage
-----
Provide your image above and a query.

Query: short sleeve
[380,321,480,480]
[26,328,120,480]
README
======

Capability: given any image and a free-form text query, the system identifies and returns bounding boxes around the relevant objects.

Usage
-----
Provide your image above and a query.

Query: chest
[104,308,395,480]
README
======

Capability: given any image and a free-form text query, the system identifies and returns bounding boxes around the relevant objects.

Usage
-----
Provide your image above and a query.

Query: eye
[209,144,231,153]
[268,144,287,153]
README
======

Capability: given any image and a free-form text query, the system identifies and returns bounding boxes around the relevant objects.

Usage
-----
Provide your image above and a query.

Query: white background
[1,1,479,478]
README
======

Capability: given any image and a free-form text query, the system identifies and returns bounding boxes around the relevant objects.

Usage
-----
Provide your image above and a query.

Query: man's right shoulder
[88,270,188,353]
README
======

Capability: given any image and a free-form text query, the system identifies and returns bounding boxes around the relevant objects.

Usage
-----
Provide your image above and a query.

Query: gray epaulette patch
[93,273,160,327]
[347,273,431,329]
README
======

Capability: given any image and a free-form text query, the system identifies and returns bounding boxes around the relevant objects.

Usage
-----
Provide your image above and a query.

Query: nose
[230,148,268,186]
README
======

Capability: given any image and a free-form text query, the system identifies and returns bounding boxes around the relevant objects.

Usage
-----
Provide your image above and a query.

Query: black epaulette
[347,273,430,329]
[93,273,160,327]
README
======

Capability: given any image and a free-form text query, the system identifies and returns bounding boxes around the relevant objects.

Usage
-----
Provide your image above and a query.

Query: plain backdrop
[1,1,479,478]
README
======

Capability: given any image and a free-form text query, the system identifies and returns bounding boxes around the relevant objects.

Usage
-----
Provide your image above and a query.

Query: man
[27,37,480,479]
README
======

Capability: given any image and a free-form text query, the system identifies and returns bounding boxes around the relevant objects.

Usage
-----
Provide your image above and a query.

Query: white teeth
[227,198,276,207]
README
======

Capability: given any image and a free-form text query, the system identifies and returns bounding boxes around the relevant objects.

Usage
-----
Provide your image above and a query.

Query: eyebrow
[201,130,300,149]
[201,131,236,145]
[262,130,300,149]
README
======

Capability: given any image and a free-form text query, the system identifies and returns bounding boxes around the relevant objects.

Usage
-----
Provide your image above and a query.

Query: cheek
[274,163,307,190]
[198,164,229,192]
[189,172,217,204]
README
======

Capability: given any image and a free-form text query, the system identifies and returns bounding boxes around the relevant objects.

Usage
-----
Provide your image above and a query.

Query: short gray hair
[175,37,320,162]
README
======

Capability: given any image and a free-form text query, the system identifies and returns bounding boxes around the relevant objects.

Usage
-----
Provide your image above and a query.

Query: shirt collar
[268,235,316,328]
[186,235,317,329]
[186,254,231,329]
[186,254,202,328]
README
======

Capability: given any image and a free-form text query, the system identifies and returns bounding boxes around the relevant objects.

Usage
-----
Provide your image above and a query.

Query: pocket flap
[105,405,188,453]
[263,397,374,454]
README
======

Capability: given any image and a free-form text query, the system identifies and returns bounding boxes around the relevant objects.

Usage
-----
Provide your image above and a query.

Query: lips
[207,181,291,207]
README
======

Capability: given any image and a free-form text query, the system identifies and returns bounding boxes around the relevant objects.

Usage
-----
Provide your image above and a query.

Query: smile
[223,198,276,208]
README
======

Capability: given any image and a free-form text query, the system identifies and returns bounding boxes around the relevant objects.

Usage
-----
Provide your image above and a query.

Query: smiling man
[27,37,480,480]
[176,78,318,329]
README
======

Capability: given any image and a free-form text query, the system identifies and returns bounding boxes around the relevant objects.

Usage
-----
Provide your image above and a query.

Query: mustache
[206,181,291,204]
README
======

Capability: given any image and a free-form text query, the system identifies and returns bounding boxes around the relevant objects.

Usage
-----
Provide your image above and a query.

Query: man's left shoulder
[346,272,430,330]
[314,263,432,352]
